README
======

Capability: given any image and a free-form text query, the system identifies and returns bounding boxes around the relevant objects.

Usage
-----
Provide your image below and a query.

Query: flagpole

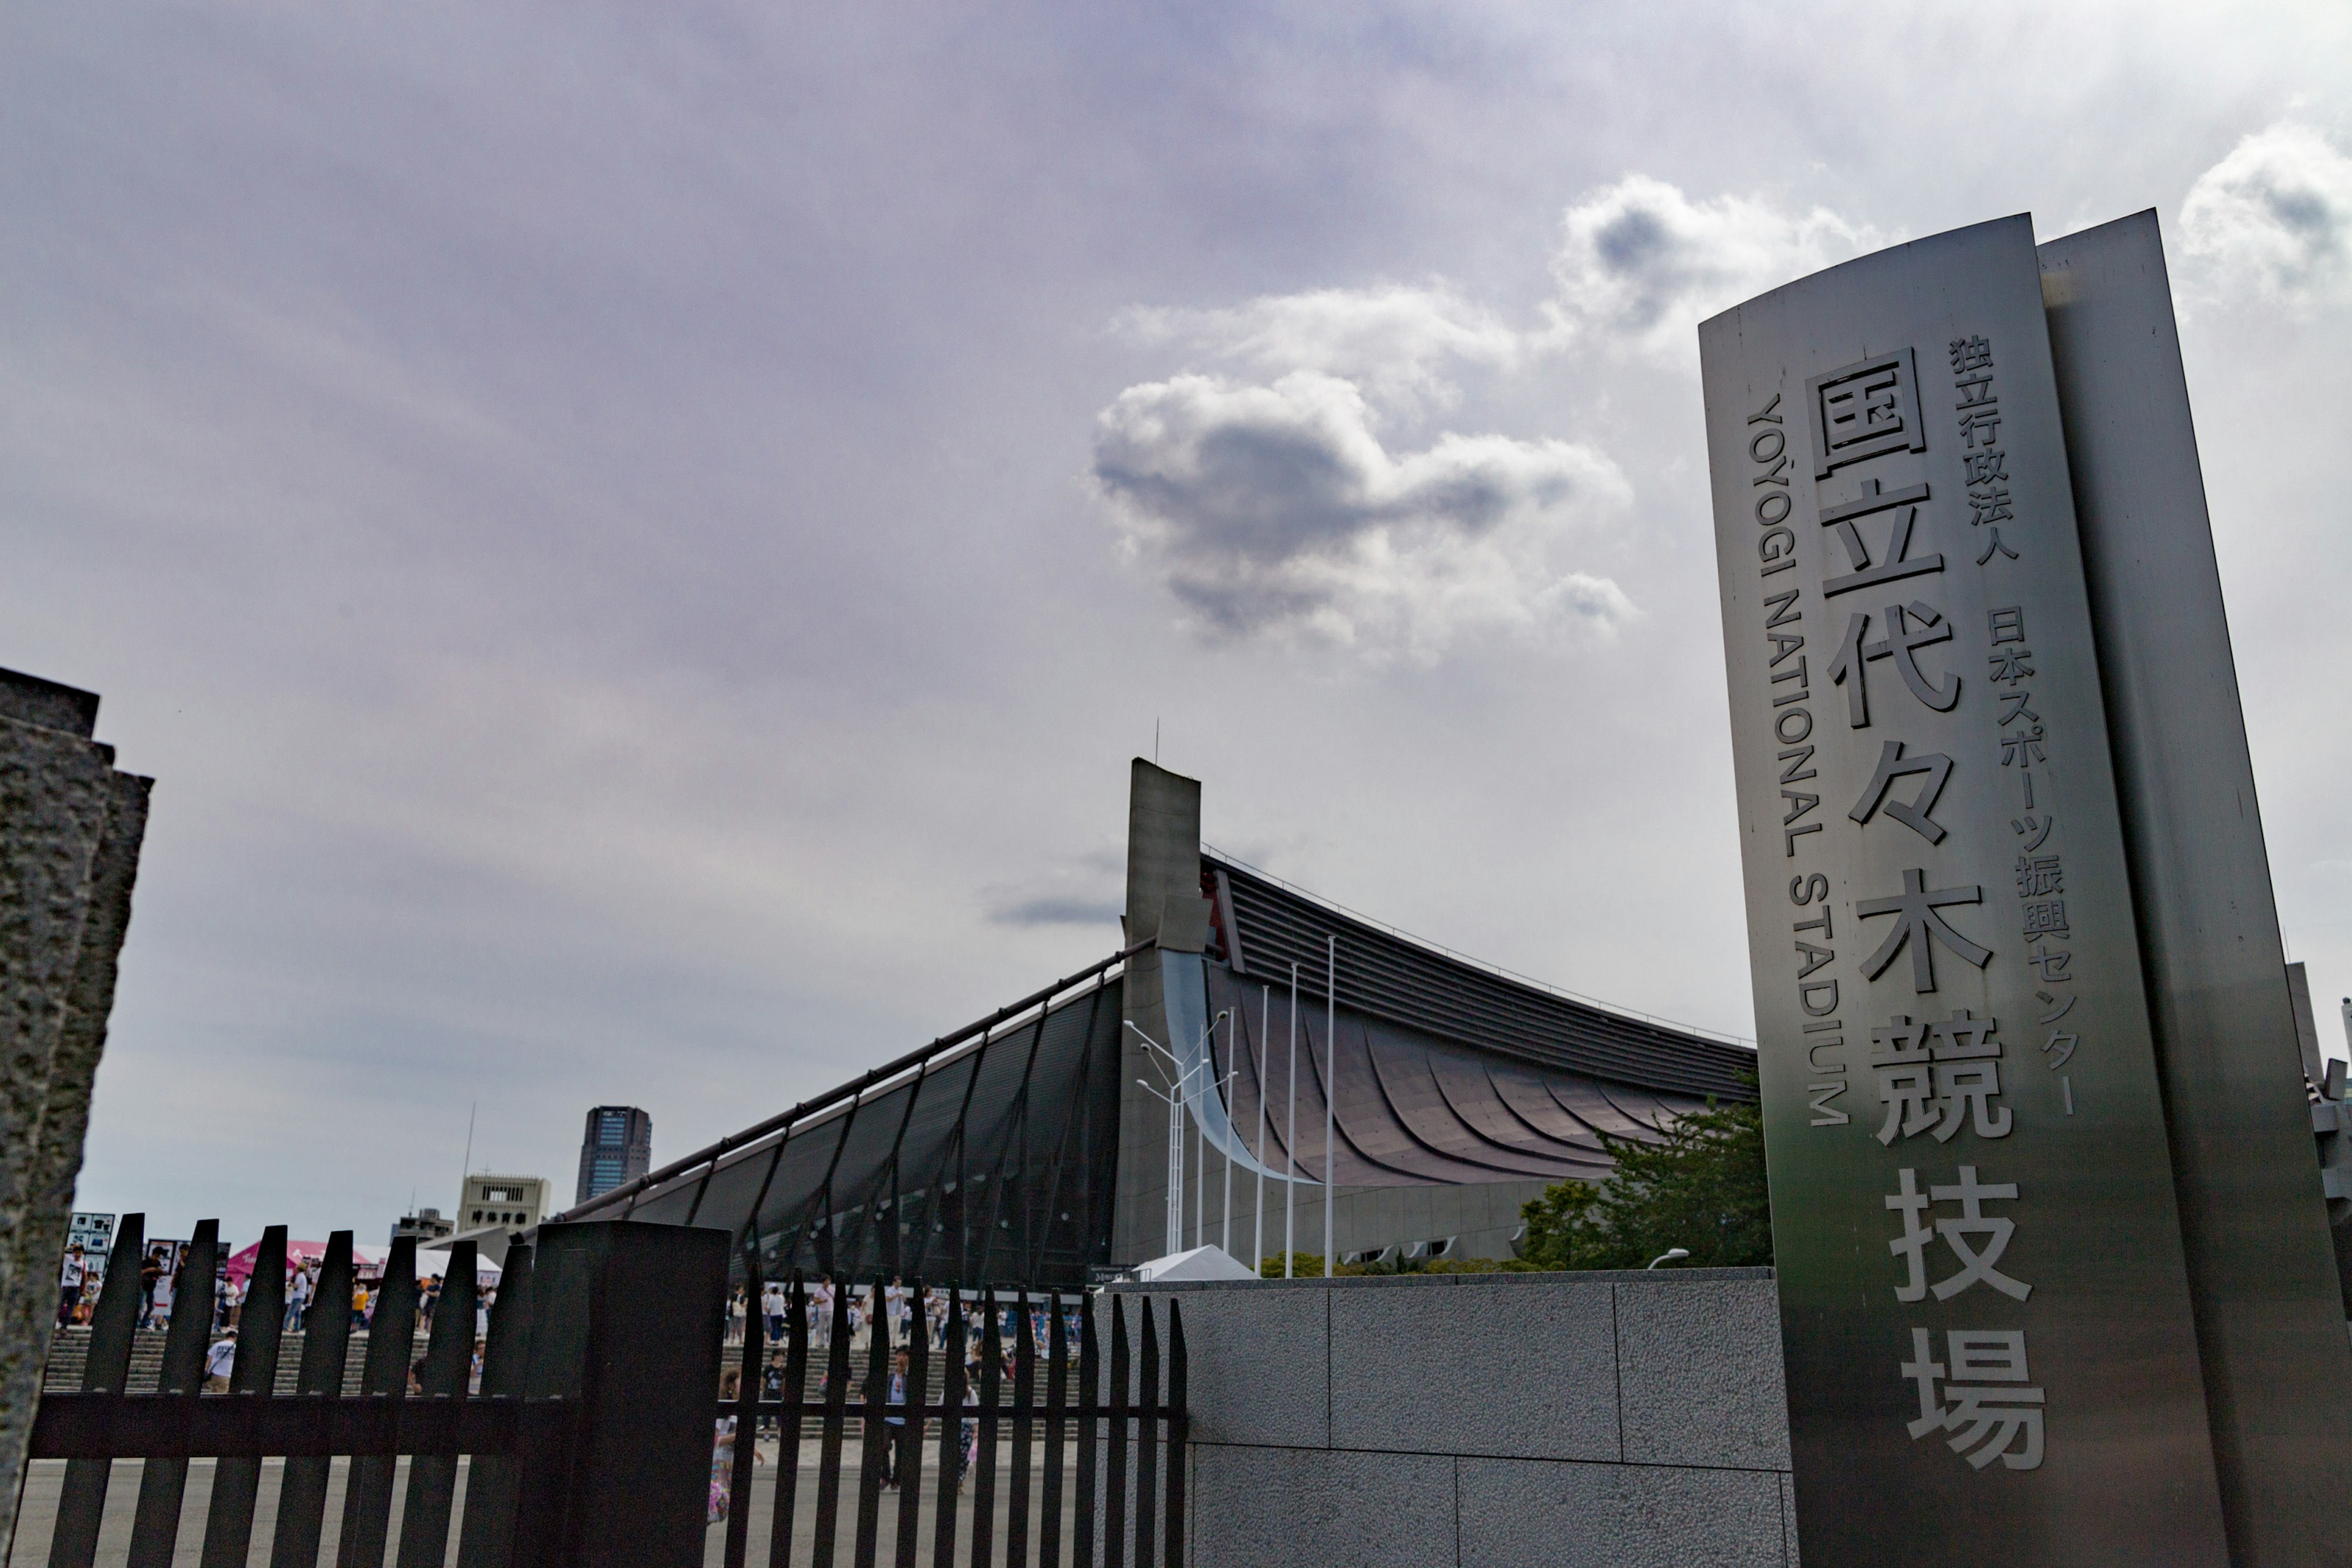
[1254,984,1270,1273]
[1325,935,1336,1280]
[1285,963,1298,1279]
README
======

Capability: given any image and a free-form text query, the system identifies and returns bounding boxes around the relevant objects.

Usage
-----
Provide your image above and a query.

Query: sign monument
[1702,214,2352,1564]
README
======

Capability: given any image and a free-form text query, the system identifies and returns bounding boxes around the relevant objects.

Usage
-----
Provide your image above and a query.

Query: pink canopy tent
[222,1240,498,1287]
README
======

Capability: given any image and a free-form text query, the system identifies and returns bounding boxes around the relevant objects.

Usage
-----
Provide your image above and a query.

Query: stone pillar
[0,669,150,1558]
[1114,760,1210,1267]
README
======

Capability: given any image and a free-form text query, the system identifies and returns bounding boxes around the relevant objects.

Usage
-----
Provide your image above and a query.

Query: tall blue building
[575,1105,654,1206]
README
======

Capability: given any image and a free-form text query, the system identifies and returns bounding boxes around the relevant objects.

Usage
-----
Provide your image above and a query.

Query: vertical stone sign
[1700,216,2231,1564]
[2039,210,2352,1566]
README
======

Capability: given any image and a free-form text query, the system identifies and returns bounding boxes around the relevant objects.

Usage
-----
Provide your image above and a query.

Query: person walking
[149,1246,183,1331]
[812,1278,834,1351]
[56,1245,86,1329]
[203,1327,237,1392]
[881,1347,910,1488]
[957,1352,980,1491]
[763,1280,788,1344]
[284,1256,313,1332]
[139,1245,165,1329]
[760,1352,785,1436]
[709,1368,762,1523]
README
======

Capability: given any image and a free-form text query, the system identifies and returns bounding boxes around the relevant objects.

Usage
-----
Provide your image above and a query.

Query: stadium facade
[556,761,1757,1287]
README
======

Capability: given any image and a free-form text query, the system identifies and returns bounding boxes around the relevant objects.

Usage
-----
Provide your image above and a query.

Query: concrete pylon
[0,669,150,1558]
[1114,760,1208,1267]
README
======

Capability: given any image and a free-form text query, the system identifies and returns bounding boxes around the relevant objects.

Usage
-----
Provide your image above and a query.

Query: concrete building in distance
[575,1106,653,1206]
[459,1173,550,1234]
[389,1207,455,1247]
[555,761,1756,1289]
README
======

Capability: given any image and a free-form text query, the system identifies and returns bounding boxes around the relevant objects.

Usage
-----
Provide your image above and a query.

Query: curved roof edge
[1205,852,1756,1102]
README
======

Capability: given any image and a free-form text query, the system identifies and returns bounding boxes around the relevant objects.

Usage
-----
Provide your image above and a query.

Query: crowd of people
[723,1276,1082,1364]
[707,1277,1086,1525]
[57,1238,502,1396]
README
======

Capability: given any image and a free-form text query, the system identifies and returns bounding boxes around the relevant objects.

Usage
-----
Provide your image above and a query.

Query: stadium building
[556,761,1757,1287]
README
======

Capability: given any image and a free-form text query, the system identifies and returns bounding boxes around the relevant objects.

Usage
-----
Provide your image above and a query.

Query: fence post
[454,1238,535,1568]
[47,1211,146,1568]
[268,1231,355,1568]
[199,1224,288,1568]
[511,1220,729,1568]
[1163,1301,1185,1568]
[124,1218,217,1568]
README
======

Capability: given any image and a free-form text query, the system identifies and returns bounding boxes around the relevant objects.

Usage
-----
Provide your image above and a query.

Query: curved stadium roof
[556,853,1757,1286]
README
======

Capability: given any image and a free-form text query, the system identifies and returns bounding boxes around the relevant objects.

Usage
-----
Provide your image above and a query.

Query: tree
[1518,1096,1772,1271]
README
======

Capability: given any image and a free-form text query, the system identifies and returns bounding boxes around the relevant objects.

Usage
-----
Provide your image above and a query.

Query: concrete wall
[1115,1268,1796,1568]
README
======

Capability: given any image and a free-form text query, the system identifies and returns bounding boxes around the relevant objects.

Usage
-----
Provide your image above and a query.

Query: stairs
[42,1327,426,1395]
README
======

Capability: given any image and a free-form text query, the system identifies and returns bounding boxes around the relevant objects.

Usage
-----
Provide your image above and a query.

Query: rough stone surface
[1616,1277,1789,1470]
[1330,1275,1618,1461]
[1456,1456,1785,1568]
[0,718,113,1554]
[0,690,148,1564]
[1191,1444,1454,1568]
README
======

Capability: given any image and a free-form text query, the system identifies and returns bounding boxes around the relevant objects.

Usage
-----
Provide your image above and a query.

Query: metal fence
[712,1268,1186,1568]
[10,1218,1186,1568]
[15,1213,731,1568]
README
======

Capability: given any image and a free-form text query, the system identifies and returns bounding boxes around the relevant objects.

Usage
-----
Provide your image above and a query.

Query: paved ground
[9,1442,1088,1567]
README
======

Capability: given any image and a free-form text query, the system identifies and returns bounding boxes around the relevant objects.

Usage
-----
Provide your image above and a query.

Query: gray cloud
[988,894,1125,927]
[1091,369,1632,659]
[1545,175,1883,361]
[2182,122,2352,305]
[10,1,2352,1246]
[1114,283,1518,413]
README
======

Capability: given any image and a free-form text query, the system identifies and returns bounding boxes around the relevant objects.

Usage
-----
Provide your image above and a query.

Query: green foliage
[1255,1252,1372,1278]
[1416,1256,1540,1275]
[1518,1096,1771,1272]
[1254,1251,1539,1279]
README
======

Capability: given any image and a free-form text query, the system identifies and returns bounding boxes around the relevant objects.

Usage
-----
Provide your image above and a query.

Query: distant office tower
[575,1106,653,1205]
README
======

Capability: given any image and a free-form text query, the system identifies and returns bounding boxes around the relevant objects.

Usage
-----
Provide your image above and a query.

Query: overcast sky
[9,2,2350,1246]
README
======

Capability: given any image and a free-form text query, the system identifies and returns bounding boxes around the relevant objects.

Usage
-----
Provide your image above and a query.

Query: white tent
[1131,1245,1258,1283]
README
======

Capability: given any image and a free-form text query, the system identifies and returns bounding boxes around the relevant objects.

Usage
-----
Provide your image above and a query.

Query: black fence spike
[770,1272,810,1568]
[48,1210,146,1568]
[270,1229,355,1568]
[1134,1300,1158,1568]
[811,1277,853,1568]
[455,1235,533,1568]
[1164,1299,1186,1568]
[124,1217,217,1568]
[1104,1296,1128,1568]
[199,1224,288,1568]
[1074,1294,1098,1568]
[929,1285,965,1568]
[971,1287,1002,1568]
[1041,1293,1069,1568]
[725,1242,764,1568]
[335,1231,418,1568]
[394,1237,477,1568]
[1008,1290,1035,1568]
[892,1278,925,1568]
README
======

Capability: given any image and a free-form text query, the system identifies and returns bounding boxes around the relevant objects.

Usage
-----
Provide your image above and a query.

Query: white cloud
[1545,175,1883,362]
[1115,282,1520,412]
[2180,122,2352,306]
[1091,369,1633,661]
